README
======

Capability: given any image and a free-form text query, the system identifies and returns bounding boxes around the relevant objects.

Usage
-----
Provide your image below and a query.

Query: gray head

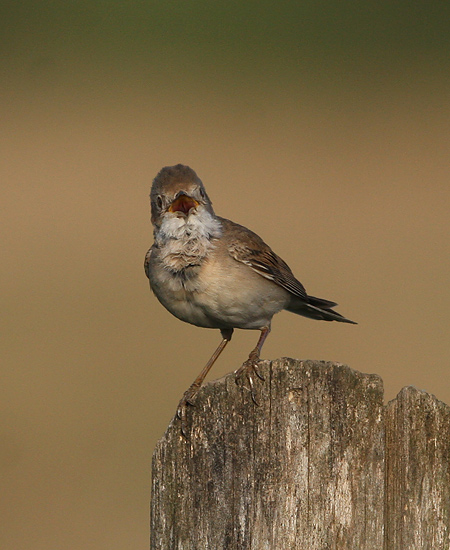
[150,164,214,228]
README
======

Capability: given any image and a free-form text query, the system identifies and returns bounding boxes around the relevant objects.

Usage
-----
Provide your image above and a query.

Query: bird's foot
[235,351,266,405]
[176,384,200,438]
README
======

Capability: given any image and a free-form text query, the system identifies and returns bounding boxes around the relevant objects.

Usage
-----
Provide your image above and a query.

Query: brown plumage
[145,164,356,435]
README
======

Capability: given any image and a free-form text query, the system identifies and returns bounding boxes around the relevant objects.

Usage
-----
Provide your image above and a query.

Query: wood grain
[385,386,450,549]
[151,359,386,549]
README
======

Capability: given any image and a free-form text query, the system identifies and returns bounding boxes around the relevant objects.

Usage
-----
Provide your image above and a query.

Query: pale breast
[148,257,220,328]
[148,225,291,330]
[194,250,291,329]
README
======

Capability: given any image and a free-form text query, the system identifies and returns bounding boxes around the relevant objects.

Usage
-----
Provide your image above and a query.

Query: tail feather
[308,295,338,309]
[286,294,357,324]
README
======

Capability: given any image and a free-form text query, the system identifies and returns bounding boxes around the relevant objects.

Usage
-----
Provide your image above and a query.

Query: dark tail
[286,295,357,324]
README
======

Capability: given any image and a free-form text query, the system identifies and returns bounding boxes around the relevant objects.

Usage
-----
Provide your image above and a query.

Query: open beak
[168,193,199,216]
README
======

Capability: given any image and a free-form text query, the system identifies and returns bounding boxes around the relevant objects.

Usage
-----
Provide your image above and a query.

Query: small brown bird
[145,164,356,434]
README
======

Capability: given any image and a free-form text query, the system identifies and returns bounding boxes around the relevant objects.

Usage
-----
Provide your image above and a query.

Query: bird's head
[150,164,214,229]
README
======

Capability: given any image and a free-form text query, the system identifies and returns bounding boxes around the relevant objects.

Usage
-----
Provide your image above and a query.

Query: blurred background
[1,2,449,548]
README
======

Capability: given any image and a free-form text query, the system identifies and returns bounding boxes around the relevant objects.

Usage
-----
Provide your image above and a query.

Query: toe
[176,387,199,437]
[253,362,265,381]
[234,358,265,405]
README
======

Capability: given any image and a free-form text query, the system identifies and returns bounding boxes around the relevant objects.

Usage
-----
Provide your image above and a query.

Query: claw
[253,362,265,381]
[249,375,260,406]
[235,357,265,406]
[176,385,199,437]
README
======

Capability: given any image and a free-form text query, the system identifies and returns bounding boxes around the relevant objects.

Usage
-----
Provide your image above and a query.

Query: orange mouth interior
[169,195,199,215]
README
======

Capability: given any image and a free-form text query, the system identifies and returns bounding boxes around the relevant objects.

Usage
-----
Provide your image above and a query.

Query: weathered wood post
[385,386,450,549]
[151,359,450,550]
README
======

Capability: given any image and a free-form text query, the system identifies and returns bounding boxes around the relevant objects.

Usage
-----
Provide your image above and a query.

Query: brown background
[1,3,449,549]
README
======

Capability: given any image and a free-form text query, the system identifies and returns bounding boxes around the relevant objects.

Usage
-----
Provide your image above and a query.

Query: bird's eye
[199,187,206,200]
[156,195,163,209]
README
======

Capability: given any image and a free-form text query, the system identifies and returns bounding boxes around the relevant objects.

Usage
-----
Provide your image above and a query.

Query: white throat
[155,209,222,272]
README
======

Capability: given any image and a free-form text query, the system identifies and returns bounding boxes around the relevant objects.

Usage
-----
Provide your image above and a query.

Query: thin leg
[177,328,233,436]
[235,325,271,405]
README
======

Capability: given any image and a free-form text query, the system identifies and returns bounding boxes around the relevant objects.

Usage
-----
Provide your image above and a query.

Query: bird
[145,164,356,434]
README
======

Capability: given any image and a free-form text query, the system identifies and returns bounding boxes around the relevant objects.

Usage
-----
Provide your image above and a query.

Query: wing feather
[144,247,152,279]
[222,218,308,301]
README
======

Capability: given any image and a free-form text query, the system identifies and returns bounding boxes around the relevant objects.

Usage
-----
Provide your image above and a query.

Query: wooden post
[151,359,450,550]
[385,386,450,549]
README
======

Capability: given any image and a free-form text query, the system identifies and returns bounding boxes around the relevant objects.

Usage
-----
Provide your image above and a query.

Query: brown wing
[221,217,309,302]
[144,247,153,279]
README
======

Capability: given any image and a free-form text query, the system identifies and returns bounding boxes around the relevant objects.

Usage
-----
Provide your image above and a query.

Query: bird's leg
[235,325,271,405]
[177,328,233,436]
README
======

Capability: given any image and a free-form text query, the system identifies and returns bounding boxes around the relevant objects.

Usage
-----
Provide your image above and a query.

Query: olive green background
[1,2,449,549]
